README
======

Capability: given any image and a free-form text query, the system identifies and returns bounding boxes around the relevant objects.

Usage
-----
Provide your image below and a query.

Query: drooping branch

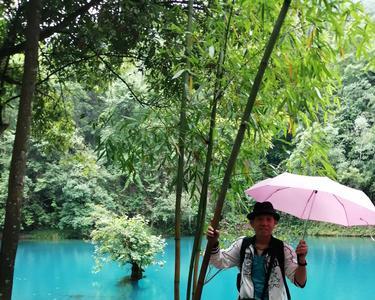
[2,95,21,106]
[0,75,22,85]
[0,2,26,96]
[95,54,158,108]
[0,0,103,59]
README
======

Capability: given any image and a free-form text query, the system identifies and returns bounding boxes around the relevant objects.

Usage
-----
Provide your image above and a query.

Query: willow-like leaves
[192,0,292,299]
[186,2,235,300]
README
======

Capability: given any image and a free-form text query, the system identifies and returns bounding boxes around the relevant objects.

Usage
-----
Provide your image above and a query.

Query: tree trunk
[175,1,194,300]
[186,2,234,300]
[0,1,41,299]
[192,1,291,299]
[130,263,143,281]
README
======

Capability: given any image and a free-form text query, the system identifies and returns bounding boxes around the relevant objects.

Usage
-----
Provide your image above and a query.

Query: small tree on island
[90,206,165,280]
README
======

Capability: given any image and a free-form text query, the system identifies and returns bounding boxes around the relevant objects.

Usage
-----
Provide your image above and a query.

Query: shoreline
[0,231,373,242]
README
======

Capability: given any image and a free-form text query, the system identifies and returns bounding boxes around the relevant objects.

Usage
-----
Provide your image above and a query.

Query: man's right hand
[206,225,220,244]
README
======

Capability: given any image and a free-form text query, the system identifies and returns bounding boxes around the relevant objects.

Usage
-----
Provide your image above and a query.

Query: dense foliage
[90,206,165,280]
[0,0,374,239]
[285,57,375,198]
[1,2,373,298]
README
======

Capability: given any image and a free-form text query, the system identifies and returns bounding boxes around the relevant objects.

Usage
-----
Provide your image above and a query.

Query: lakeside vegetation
[19,218,374,242]
[0,0,374,298]
[1,56,374,240]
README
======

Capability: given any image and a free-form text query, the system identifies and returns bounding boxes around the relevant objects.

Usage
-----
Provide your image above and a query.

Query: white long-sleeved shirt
[209,236,303,300]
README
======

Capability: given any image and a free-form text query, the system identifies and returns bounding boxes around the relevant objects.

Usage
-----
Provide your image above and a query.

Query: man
[207,201,308,300]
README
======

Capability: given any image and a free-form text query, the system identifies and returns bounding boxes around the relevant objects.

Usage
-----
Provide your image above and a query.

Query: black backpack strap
[236,236,254,291]
[269,237,291,300]
[240,236,253,267]
[260,251,276,299]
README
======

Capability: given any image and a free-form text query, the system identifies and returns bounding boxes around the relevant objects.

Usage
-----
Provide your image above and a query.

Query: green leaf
[208,46,215,58]
[314,87,322,99]
[172,69,186,80]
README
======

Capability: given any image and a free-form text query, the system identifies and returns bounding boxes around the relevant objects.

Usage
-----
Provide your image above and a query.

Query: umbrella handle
[302,218,308,240]
[299,220,308,263]
[297,254,302,264]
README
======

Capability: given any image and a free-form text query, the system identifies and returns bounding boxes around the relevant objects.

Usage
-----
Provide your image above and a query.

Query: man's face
[250,214,277,237]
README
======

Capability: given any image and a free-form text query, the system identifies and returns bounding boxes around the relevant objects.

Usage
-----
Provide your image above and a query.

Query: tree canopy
[0,0,373,237]
[0,0,374,297]
[91,206,165,280]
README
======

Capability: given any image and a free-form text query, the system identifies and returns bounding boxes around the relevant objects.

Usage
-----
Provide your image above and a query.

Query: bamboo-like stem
[175,1,194,300]
[192,1,292,299]
[186,2,235,300]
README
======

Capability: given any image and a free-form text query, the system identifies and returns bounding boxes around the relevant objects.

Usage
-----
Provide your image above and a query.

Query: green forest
[0,0,374,299]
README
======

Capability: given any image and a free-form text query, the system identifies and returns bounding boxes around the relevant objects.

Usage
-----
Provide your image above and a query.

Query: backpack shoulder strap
[261,250,277,299]
[236,236,254,291]
[270,237,291,300]
[240,236,253,268]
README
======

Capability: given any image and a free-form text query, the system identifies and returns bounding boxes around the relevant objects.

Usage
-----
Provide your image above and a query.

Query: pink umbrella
[245,172,375,232]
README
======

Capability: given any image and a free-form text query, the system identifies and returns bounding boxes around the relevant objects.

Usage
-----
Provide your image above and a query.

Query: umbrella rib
[264,187,290,202]
[300,190,317,219]
[332,194,350,226]
[302,190,317,239]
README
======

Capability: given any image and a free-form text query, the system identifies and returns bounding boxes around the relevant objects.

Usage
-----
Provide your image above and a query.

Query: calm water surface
[13,236,375,299]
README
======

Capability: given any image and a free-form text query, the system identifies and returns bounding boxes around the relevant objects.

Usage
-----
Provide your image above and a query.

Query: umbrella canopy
[245,172,375,227]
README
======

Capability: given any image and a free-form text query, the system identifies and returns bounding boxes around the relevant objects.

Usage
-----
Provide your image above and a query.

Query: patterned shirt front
[209,236,304,300]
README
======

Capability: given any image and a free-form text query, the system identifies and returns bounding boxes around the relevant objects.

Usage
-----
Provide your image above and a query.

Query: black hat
[247,201,280,221]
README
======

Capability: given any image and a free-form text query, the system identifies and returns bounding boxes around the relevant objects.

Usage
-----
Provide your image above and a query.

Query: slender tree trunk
[0,105,9,135]
[0,1,41,299]
[130,263,143,281]
[192,1,291,299]
[186,2,235,299]
[175,1,194,300]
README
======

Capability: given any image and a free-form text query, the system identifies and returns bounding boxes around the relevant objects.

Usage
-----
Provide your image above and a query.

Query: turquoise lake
[13,236,375,299]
